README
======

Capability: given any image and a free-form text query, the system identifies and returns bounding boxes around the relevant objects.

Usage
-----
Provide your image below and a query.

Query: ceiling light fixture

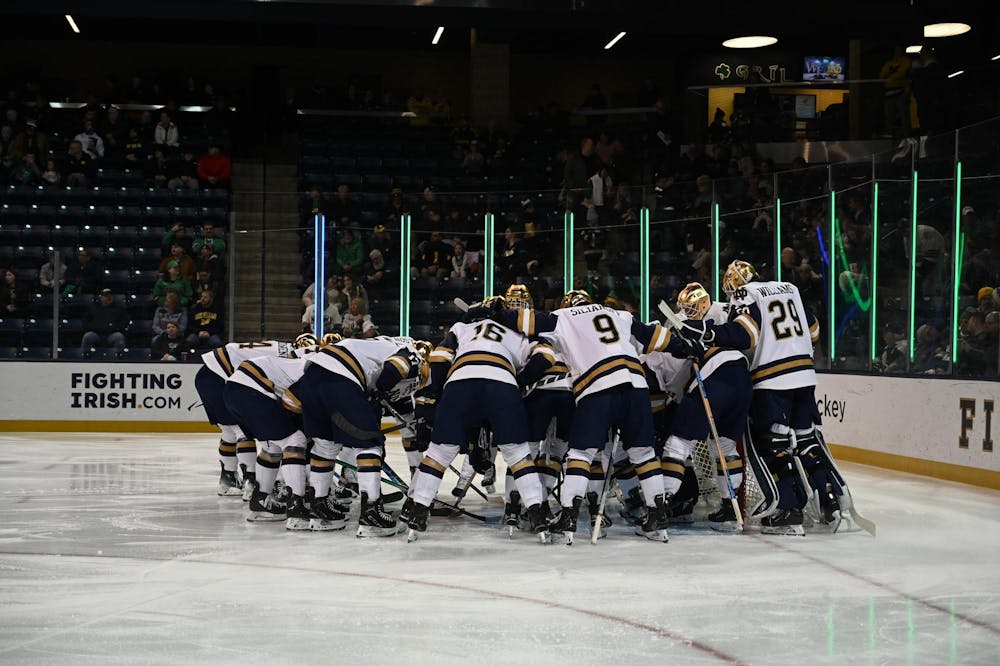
[923,22,971,38]
[722,35,778,49]
[992,54,1000,61]
[65,14,80,34]
[905,45,922,54]
[604,31,626,50]
[947,70,964,78]
[432,26,444,45]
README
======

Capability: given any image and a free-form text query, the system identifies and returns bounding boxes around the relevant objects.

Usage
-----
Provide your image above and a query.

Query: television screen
[803,56,846,81]
[795,94,817,119]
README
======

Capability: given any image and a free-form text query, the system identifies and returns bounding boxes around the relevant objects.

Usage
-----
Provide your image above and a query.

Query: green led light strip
[909,172,918,361]
[951,162,962,363]
[870,182,879,362]
[399,213,411,336]
[640,207,650,321]
[712,203,720,301]
[829,190,836,361]
[563,211,574,292]
[484,212,494,298]
[775,198,782,282]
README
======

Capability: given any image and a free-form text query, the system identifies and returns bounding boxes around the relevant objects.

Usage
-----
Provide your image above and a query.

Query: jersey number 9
[593,314,620,344]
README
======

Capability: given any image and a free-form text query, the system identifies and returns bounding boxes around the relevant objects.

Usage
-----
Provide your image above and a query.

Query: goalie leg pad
[754,431,808,510]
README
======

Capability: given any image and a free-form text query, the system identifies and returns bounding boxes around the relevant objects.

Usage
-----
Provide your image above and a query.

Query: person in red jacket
[196,144,232,187]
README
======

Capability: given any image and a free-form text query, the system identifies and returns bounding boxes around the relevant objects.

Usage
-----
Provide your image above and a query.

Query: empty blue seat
[103,247,135,270]
[58,347,87,360]
[121,347,152,360]
[0,346,20,359]
[20,346,53,359]
[127,320,154,345]
[0,318,24,346]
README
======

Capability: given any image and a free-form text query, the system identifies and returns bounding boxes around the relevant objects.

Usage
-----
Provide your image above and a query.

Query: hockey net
[689,439,766,522]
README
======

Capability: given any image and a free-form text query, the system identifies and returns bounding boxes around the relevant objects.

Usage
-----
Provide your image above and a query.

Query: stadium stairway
[231,162,303,342]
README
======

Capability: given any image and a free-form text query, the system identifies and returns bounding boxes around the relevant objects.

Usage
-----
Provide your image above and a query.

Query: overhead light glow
[947,70,964,78]
[906,45,922,54]
[722,35,778,49]
[923,22,971,38]
[604,31,627,50]
[65,14,80,34]
[992,54,1000,61]
[432,26,444,45]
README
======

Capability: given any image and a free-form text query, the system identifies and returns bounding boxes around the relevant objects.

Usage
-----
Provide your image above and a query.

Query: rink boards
[0,361,997,488]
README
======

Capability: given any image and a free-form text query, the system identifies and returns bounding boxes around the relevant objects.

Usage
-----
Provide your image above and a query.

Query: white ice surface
[0,432,999,666]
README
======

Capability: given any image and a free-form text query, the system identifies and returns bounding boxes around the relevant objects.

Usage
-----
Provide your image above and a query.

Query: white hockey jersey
[640,351,690,411]
[728,280,818,390]
[430,320,532,388]
[307,335,420,392]
[227,354,308,401]
[692,301,751,391]
[201,340,294,379]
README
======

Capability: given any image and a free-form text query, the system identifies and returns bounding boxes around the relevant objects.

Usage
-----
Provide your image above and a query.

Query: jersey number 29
[768,299,804,340]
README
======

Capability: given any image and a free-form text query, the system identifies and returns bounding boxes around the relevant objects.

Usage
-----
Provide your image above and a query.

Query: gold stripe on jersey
[546,363,570,375]
[572,356,645,397]
[809,320,820,343]
[447,351,516,379]
[429,346,455,363]
[387,354,411,377]
[534,343,557,364]
[751,355,814,383]
[238,360,275,393]
[517,309,536,336]
[282,388,303,414]
[736,314,760,347]
[320,345,366,388]
[644,324,672,353]
[215,347,235,376]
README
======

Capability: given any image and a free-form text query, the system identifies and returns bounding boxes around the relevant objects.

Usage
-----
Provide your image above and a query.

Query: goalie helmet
[483,295,507,309]
[321,332,343,347]
[677,282,711,320]
[413,340,432,362]
[504,284,532,310]
[560,289,592,309]
[722,260,757,296]
[293,333,318,349]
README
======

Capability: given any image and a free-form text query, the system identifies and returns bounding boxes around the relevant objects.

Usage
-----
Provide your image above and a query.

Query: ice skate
[406,502,430,542]
[503,490,522,538]
[398,497,414,524]
[635,494,669,542]
[357,492,397,537]
[550,497,582,546]
[333,481,357,513]
[285,494,313,531]
[525,503,552,544]
[240,464,256,502]
[666,495,695,524]
[760,508,805,536]
[246,483,287,522]
[481,464,496,494]
[818,483,843,532]
[617,487,647,526]
[308,487,347,531]
[218,461,242,497]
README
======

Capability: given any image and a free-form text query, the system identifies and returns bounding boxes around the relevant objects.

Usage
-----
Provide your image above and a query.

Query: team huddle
[194,259,867,544]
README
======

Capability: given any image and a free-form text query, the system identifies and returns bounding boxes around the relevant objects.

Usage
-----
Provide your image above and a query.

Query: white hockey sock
[499,442,543,508]
[255,441,282,495]
[562,448,597,508]
[339,448,358,486]
[236,439,257,475]
[355,446,383,500]
[627,445,666,507]
[310,438,342,498]
[715,437,743,499]
[411,443,460,506]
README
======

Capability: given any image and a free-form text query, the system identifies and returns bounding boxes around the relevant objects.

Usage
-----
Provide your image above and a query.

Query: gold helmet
[413,340,433,362]
[321,332,343,347]
[560,289,592,309]
[504,284,533,310]
[722,260,757,296]
[677,282,711,320]
[483,295,507,309]
[293,333,318,349]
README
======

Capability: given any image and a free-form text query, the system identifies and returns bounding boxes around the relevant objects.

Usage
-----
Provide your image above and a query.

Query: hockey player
[495,289,693,543]
[195,334,312,497]
[676,260,843,535]
[404,295,552,543]
[656,283,750,524]
[288,335,429,537]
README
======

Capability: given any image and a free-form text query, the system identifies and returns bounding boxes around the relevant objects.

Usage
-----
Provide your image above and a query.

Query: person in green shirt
[191,221,226,255]
[153,260,194,306]
[335,228,364,276]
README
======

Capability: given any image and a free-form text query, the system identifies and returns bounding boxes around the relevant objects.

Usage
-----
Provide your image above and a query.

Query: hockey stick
[813,431,877,537]
[453,297,469,312]
[591,435,619,544]
[691,362,744,528]
[332,412,422,440]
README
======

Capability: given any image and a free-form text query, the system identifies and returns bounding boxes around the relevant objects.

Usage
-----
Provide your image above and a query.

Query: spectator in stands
[420,186,444,226]
[153,260,193,307]
[383,187,408,226]
[163,223,193,256]
[154,112,180,149]
[64,140,95,187]
[301,298,341,334]
[707,108,730,145]
[451,241,471,278]
[579,209,604,279]
[0,269,29,316]
[159,242,197,282]
[957,311,996,376]
[417,231,452,279]
[363,249,388,294]
[41,159,60,186]
[302,186,328,222]
[337,273,368,311]
[153,291,188,336]
[0,125,14,179]
[451,115,478,158]
[874,322,907,374]
[62,249,101,296]
[328,184,360,226]
[9,153,40,185]
[186,290,223,349]
[122,126,148,167]
[340,297,377,339]
[302,276,335,309]
[80,288,128,355]
[101,105,128,162]
[146,148,170,189]
[74,119,105,159]
[595,130,623,168]
[39,255,66,290]
[167,149,199,190]
[563,136,595,197]
[335,229,364,277]
[498,226,527,284]
[879,46,912,140]
[151,321,186,361]
[369,224,392,263]
[13,118,47,163]
[192,221,225,255]
[611,184,637,225]
[461,140,485,174]
[197,144,232,188]
[204,96,233,139]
